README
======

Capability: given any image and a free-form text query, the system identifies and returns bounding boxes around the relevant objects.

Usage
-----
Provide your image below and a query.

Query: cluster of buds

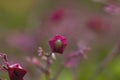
[0,35,91,80]
[38,47,55,64]
[0,53,27,80]
[26,56,50,77]
[37,35,67,63]
[26,35,67,78]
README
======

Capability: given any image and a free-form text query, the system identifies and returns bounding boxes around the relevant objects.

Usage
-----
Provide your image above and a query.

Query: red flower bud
[7,64,27,80]
[0,54,26,80]
[48,35,67,54]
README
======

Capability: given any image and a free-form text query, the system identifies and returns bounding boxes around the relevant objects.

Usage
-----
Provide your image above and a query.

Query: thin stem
[35,62,48,74]
[44,53,52,58]
[50,65,64,80]
[71,67,77,80]
[0,53,9,69]
[45,56,51,80]
[89,43,120,80]
[3,54,9,68]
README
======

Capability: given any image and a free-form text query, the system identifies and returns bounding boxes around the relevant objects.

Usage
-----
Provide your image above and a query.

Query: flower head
[0,54,27,80]
[48,35,67,54]
[7,64,27,80]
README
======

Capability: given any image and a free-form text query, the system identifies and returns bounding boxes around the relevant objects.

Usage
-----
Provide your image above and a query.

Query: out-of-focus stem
[89,43,120,80]
[50,65,64,80]
[71,67,77,80]
[45,57,51,80]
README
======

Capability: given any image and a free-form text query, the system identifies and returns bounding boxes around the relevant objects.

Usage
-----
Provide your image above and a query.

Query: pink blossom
[104,4,120,15]
[6,32,36,53]
[0,54,27,80]
[86,17,109,33]
[48,35,67,54]
[6,63,27,80]
[63,44,90,68]
[50,9,64,21]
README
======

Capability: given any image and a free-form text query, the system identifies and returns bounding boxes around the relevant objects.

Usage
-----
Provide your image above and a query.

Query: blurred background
[0,0,120,80]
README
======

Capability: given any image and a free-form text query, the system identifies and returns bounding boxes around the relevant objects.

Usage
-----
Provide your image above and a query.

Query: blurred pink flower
[6,32,36,53]
[63,43,90,68]
[49,35,67,54]
[50,9,64,22]
[104,4,120,15]
[63,50,81,68]
[86,17,110,33]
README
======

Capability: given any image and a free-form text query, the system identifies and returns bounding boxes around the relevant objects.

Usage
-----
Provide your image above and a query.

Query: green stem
[89,43,120,80]
[50,65,64,80]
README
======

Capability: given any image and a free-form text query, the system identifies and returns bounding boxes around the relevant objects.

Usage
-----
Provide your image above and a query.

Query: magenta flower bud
[7,64,27,80]
[0,54,26,80]
[50,9,64,21]
[48,35,67,54]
